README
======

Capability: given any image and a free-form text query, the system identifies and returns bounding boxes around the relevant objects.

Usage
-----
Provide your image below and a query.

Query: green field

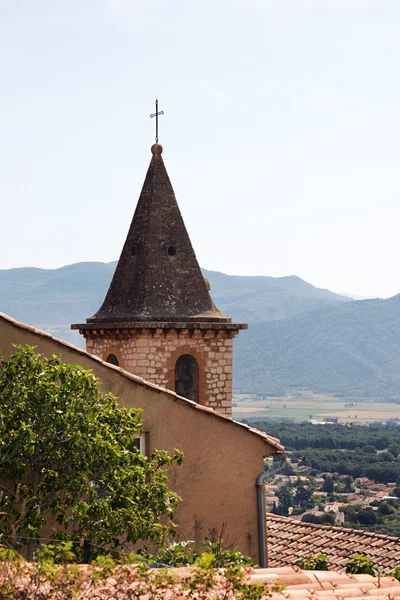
[232,391,400,423]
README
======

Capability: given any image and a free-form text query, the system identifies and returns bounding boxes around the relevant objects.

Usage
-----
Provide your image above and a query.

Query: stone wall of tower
[84,328,237,417]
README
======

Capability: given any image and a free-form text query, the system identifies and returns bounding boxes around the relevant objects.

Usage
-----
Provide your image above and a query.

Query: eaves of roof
[0,312,283,453]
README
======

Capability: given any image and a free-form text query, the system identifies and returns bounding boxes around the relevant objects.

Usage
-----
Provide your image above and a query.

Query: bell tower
[72,143,246,417]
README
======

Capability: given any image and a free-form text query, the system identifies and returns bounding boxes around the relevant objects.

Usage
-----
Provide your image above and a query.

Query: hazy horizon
[0,258,388,301]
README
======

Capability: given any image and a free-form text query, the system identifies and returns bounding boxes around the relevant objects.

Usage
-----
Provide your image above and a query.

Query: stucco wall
[0,316,277,564]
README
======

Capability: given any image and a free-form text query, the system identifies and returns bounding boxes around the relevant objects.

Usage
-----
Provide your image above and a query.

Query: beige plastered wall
[0,317,276,564]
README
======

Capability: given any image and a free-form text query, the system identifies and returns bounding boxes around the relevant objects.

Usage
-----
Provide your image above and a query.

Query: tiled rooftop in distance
[267,514,400,572]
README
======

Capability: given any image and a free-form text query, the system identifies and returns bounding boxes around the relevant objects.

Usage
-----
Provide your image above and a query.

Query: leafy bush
[201,537,255,567]
[346,555,376,575]
[147,537,255,568]
[301,512,335,526]
[295,554,329,571]
[149,541,196,567]
[0,546,280,599]
[388,566,400,581]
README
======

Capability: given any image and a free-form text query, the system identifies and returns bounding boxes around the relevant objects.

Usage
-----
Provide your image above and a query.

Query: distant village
[265,456,399,531]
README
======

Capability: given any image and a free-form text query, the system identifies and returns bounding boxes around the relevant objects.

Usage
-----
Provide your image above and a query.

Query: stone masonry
[84,327,238,417]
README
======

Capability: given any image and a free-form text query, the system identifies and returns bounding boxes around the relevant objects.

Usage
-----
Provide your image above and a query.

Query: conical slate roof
[88,144,229,324]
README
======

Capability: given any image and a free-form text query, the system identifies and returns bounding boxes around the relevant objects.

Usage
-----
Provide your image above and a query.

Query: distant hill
[4,262,399,397]
[0,262,348,345]
[203,269,348,324]
[0,262,117,343]
[235,295,400,397]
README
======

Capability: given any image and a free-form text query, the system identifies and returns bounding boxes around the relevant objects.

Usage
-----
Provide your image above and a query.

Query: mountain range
[235,294,400,397]
[1,261,399,397]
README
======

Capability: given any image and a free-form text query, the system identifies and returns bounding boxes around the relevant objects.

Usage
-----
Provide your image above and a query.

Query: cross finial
[150,99,164,144]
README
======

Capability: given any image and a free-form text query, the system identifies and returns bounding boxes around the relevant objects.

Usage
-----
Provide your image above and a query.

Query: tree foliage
[295,554,329,571]
[346,554,376,576]
[275,485,293,516]
[322,477,334,493]
[258,419,400,537]
[0,346,183,559]
[246,421,396,453]
[293,479,314,509]
[246,421,400,484]
[357,509,377,526]
[301,512,335,526]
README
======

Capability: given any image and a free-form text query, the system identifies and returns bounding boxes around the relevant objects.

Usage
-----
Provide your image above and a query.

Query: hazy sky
[1,0,399,298]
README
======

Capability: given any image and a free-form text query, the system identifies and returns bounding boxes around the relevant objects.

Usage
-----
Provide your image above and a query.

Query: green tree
[322,477,334,493]
[320,512,335,525]
[362,445,377,455]
[294,479,314,509]
[0,346,183,560]
[342,505,359,524]
[276,485,293,516]
[357,508,377,526]
[301,512,335,526]
[301,513,320,524]
[378,502,393,515]
[381,451,394,462]
[343,476,353,493]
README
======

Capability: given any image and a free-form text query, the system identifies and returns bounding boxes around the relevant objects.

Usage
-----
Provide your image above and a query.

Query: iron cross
[150,99,164,143]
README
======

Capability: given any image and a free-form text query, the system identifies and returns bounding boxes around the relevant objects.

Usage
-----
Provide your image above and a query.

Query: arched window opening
[106,353,119,367]
[175,354,199,403]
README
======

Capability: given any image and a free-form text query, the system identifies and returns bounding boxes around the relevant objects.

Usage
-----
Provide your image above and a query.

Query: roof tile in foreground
[251,566,400,599]
[0,312,283,452]
[267,514,400,572]
[4,564,400,599]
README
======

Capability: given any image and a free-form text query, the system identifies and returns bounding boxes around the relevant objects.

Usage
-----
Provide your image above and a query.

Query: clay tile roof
[267,514,400,573]
[5,564,400,598]
[252,567,400,600]
[0,311,283,453]
[86,144,230,324]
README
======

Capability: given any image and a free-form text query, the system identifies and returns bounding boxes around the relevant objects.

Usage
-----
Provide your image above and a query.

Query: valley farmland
[233,391,400,424]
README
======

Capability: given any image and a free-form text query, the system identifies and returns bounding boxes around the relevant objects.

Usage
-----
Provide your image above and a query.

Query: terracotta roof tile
[5,563,400,599]
[267,514,400,573]
[0,312,283,452]
[5,564,400,600]
[250,567,400,599]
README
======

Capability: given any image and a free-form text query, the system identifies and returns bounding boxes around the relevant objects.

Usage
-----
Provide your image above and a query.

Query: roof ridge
[0,311,283,452]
